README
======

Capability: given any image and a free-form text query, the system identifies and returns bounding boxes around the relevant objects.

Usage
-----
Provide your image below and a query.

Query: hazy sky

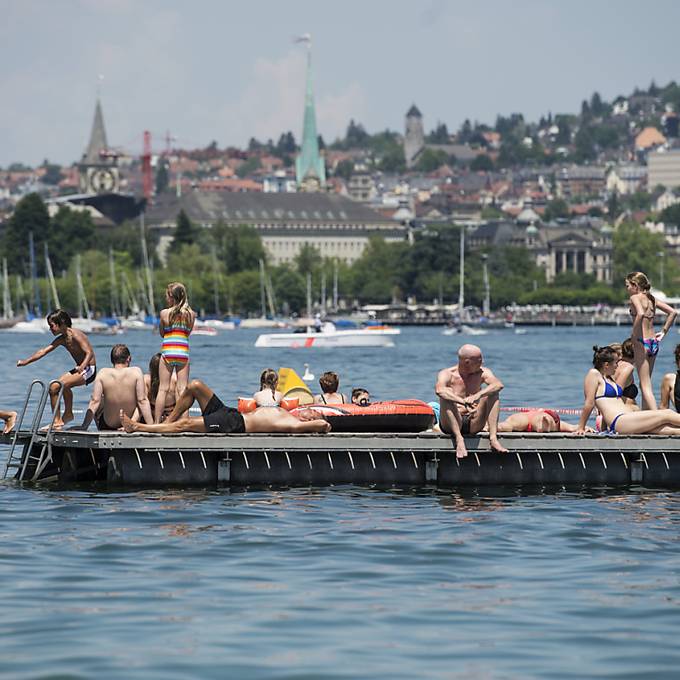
[1,0,679,167]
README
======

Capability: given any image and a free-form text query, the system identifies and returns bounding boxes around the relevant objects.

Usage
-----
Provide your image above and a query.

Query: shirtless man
[120,379,331,435]
[78,344,153,431]
[17,310,96,429]
[435,343,508,458]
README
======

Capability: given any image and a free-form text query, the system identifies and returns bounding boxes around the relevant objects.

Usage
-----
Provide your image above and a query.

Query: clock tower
[79,97,120,194]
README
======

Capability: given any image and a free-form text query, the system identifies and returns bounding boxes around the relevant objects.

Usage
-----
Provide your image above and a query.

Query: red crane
[142,130,152,201]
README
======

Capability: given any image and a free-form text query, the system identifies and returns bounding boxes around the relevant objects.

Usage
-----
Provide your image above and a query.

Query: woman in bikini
[155,282,196,423]
[610,339,639,409]
[626,271,677,410]
[576,345,680,435]
[253,368,283,407]
[660,343,680,411]
[314,371,347,405]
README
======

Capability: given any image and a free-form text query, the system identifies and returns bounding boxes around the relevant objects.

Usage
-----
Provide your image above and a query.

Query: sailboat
[6,234,48,333]
[70,254,110,334]
[198,248,235,331]
[0,258,21,329]
[239,259,287,328]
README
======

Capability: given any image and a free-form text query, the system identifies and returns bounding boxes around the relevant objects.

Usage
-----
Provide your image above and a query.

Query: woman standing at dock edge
[626,271,677,410]
[155,282,196,423]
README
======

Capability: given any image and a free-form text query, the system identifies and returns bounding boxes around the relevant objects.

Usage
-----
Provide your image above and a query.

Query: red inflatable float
[292,399,435,433]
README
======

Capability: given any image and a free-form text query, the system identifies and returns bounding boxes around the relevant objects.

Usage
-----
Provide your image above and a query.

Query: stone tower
[79,98,120,194]
[404,104,424,168]
[295,42,326,192]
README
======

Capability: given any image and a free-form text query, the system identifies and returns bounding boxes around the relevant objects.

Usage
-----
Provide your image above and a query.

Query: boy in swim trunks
[435,343,508,458]
[120,379,331,435]
[17,310,97,429]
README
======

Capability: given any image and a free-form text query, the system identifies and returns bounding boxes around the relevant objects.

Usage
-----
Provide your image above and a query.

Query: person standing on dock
[626,272,677,410]
[77,344,153,431]
[155,282,196,423]
[0,409,17,434]
[16,310,96,429]
[435,344,508,458]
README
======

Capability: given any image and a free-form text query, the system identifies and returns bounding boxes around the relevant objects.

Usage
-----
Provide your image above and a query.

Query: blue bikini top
[595,378,623,400]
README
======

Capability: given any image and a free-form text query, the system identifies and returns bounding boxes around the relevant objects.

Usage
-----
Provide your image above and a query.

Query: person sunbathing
[497,408,582,433]
[575,345,680,435]
[121,379,330,435]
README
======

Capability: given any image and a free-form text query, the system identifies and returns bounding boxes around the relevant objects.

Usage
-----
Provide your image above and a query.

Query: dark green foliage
[41,163,62,185]
[612,220,666,286]
[543,198,570,222]
[294,243,322,275]
[49,206,96,273]
[333,159,354,181]
[170,209,197,253]
[212,223,267,274]
[2,193,51,275]
[426,122,449,144]
[470,154,494,172]
[414,148,449,172]
[236,156,261,178]
[660,204,680,226]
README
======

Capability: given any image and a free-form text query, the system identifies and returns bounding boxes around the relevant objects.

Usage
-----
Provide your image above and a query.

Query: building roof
[635,127,667,150]
[406,104,422,118]
[81,98,109,165]
[146,191,396,228]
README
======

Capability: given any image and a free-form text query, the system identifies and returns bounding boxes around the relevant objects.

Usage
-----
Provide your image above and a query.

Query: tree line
[1,194,678,318]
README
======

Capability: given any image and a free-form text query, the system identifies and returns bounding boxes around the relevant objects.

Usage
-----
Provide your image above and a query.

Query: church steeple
[82,98,109,165]
[79,96,120,194]
[295,38,326,192]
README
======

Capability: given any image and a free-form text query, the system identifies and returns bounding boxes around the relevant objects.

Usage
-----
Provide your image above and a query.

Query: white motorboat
[192,324,218,337]
[5,318,49,333]
[255,323,399,348]
[199,319,236,331]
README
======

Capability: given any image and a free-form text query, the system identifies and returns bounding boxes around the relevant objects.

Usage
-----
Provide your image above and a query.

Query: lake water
[2,326,680,678]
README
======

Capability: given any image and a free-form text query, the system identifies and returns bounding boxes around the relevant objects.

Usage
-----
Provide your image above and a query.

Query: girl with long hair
[145,353,177,421]
[626,271,677,410]
[156,282,196,423]
[253,368,282,407]
[576,345,680,435]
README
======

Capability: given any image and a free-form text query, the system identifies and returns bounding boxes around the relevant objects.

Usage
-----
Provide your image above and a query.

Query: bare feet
[62,411,74,425]
[455,438,468,459]
[315,420,332,434]
[3,411,17,434]
[120,410,137,433]
[490,438,509,454]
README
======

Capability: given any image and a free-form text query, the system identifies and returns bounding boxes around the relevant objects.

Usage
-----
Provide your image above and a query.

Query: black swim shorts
[202,394,246,434]
[460,413,471,435]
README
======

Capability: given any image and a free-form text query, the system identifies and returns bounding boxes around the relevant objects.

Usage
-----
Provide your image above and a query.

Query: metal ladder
[3,380,65,482]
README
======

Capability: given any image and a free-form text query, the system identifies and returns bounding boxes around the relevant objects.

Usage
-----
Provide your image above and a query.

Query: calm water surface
[1,326,680,678]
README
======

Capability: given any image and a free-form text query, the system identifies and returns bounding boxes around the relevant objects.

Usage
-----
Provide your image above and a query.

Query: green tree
[2,193,51,275]
[543,198,570,222]
[155,160,169,194]
[41,163,62,185]
[574,125,596,162]
[426,122,449,144]
[294,243,322,276]
[612,220,666,286]
[414,148,449,172]
[660,203,680,226]
[271,265,306,315]
[49,206,97,273]
[470,154,494,171]
[333,159,354,181]
[351,237,406,303]
[170,209,198,253]
[378,146,406,173]
[236,156,261,178]
[212,223,266,274]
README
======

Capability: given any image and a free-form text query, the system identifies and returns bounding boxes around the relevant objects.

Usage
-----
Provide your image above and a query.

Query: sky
[1,0,679,167]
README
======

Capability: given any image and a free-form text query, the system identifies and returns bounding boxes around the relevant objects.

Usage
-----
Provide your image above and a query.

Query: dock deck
[2,429,680,487]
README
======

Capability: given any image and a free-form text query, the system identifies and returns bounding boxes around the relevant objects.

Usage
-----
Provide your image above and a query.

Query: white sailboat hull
[5,318,49,333]
[255,328,397,348]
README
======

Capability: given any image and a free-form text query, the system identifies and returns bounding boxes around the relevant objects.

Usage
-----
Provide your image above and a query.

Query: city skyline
[1,0,679,167]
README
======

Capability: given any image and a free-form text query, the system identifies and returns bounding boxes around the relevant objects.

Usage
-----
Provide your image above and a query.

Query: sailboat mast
[306,272,312,319]
[321,271,326,316]
[258,259,266,318]
[212,248,220,316]
[29,231,41,317]
[2,259,13,320]
[458,227,465,320]
[140,214,155,317]
[108,248,119,317]
[44,243,61,310]
[332,260,338,312]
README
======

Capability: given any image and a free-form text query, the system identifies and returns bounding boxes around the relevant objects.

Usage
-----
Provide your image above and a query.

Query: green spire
[295,45,326,190]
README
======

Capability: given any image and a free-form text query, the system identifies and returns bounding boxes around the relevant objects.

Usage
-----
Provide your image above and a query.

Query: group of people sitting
[253,368,370,409]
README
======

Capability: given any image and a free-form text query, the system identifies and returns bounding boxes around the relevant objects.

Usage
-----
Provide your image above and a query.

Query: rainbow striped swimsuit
[161,322,191,369]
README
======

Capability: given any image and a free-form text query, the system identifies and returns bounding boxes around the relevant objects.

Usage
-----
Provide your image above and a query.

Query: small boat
[5,317,48,333]
[442,324,488,336]
[192,324,218,337]
[199,318,237,331]
[255,323,399,348]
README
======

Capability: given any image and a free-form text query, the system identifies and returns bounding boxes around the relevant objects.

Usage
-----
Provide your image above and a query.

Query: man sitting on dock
[435,343,508,458]
[120,379,331,435]
[77,344,153,431]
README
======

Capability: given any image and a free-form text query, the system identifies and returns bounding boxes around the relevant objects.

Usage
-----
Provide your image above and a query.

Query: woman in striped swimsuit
[156,282,196,423]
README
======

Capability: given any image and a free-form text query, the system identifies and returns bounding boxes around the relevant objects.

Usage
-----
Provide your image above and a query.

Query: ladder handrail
[3,379,48,479]
[30,382,66,481]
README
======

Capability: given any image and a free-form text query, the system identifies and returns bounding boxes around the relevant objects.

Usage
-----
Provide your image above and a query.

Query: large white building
[145,192,406,265]
[648,149,680,190]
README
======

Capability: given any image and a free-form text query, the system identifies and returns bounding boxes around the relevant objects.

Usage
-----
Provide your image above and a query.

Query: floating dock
[2,430,680,487]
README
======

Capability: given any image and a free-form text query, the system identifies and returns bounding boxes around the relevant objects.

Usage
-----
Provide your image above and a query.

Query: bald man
[435,343,508,458]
